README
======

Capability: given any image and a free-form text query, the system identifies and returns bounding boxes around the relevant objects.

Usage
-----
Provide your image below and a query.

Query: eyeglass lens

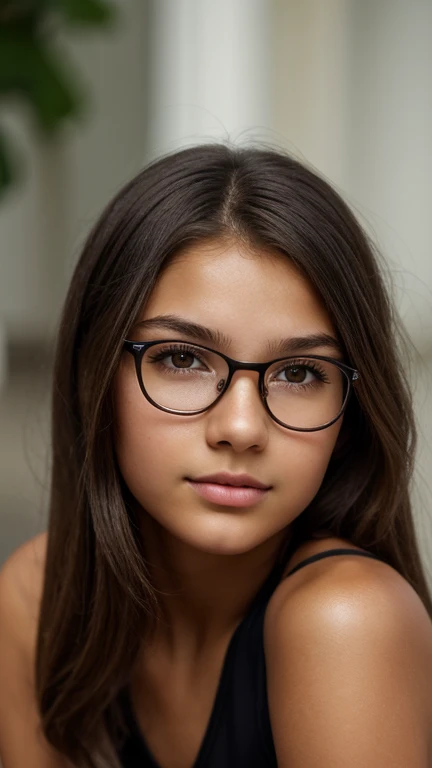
[140,342,349,429]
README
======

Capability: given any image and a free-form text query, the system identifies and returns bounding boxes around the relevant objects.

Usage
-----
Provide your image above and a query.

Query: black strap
[286,548,382,578]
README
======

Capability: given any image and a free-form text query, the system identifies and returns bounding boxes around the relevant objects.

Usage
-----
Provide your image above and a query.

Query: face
[114,239,344,556]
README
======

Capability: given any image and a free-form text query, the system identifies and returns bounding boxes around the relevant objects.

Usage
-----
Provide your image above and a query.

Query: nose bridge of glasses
[224,361,267,400]
[228,359,269,375]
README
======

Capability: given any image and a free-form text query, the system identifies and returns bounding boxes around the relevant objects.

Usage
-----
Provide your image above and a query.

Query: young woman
[1,144,432,768]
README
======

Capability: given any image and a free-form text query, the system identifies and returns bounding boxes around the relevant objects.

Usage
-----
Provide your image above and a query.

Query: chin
[174,519,273,557]
[192,539,257,556]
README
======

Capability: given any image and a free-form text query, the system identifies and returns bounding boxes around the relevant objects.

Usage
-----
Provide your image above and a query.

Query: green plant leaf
[54,0,116,25]
[0,1,42,18]
[0,0,119,205]
[0,30,84,131]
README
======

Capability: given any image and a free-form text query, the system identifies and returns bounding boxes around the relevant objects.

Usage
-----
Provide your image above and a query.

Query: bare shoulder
[0,531,48,646]
[269,534,432,634]
[0,532,65,767]
[0,530,48,589]
[264,536,432,767]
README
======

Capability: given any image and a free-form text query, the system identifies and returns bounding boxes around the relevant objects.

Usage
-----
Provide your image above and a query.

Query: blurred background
[0,0,431,580]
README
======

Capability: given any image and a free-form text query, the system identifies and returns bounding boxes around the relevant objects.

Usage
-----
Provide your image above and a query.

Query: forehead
[141,239,336,353]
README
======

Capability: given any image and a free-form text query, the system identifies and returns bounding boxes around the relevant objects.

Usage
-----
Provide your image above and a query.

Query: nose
[205,370,270,453]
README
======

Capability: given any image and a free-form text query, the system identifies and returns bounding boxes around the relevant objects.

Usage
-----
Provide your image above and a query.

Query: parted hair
[35,143,432,767]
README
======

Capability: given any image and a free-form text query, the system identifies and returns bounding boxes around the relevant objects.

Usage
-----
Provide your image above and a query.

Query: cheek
[113,354,344,528]
[277,420,342,505]
[113,364,187,503]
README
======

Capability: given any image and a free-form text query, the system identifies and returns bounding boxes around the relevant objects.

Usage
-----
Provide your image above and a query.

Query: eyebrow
[133,315,344,358]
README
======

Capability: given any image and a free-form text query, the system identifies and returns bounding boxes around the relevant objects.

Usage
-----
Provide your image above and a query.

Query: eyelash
[146,343,330,383]
[147,343,207,366]
[273,360,328,381]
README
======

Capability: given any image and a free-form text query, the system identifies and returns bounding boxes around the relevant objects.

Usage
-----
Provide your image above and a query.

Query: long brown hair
[35,143,432,767]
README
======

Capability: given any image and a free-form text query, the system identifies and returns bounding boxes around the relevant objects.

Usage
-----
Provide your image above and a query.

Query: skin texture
[113,239,344,637]
[264,546,432,767]
[0,533,67,768]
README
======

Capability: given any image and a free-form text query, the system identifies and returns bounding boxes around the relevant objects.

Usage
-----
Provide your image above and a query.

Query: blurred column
[0,115,70,348]
[345,0,432,354]
[273,0,431,352]
[273,0,351,189]
[0,315,6,391]
[146,0,272,155]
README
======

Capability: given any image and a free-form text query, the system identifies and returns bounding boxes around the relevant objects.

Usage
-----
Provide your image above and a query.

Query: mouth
[187,472,271,490]
[185,473,272,508]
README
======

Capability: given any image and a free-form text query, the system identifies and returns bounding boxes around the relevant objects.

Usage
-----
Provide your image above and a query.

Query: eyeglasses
[123,339,359,432]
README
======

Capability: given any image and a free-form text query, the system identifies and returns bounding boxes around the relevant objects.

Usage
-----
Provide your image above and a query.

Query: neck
[137,512,291,652]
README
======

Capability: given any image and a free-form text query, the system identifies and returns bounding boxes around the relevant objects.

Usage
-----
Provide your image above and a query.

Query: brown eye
[171,352,195,368]
[284,366,307,383]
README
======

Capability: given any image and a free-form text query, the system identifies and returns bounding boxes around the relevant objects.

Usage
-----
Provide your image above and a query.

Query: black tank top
[116,548,382,767]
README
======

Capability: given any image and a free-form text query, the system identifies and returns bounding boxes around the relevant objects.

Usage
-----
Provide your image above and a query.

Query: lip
[185,472,272,509]
[186,479,270,508]
[188,472,271,490]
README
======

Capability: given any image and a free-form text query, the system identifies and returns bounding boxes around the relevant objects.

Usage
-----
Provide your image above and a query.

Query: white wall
[273,0,351,188]
[346,0,432,355]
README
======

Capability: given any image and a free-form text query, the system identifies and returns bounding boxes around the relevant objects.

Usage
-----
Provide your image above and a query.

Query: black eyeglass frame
[123,339,360,433]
